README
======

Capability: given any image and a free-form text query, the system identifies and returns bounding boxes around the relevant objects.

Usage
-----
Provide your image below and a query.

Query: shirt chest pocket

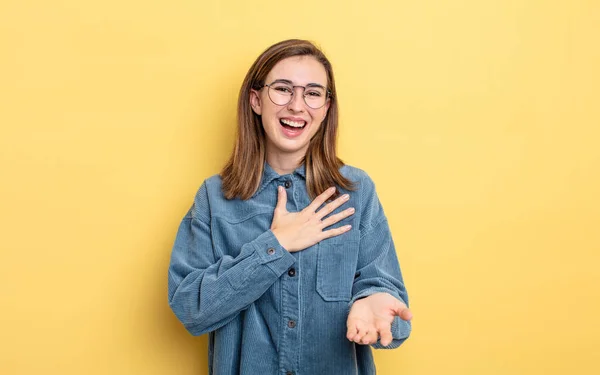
[316,231,360,302]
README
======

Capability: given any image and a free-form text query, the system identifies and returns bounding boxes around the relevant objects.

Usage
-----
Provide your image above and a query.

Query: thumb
[393,300,413,321]
[393,299,412,320]
[275,186,288,213]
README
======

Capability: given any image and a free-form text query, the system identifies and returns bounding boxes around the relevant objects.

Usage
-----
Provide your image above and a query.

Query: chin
[270,139,310,155]
[279,143,310,154]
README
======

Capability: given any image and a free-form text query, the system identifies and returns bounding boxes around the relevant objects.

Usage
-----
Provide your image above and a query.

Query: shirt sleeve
[350,173,412,349]
[167,182,296,336]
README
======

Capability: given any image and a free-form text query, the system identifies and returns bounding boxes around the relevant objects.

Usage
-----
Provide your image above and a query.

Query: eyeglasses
[261,80,331,109]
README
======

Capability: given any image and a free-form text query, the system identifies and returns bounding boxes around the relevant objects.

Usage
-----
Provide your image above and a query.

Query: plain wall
[1,0,599,374]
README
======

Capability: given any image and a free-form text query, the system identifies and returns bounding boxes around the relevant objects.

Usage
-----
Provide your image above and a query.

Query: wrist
[271,228,290,251]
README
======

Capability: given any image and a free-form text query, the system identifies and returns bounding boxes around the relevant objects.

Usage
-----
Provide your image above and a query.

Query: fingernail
[343,194,349,200]
[329,186,336,193]
[345,225,352,231]
[349,207,355,213]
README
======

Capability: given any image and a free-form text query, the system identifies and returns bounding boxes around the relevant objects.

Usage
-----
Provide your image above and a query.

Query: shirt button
[288,268,296,277]
[284,180,292,189]
[267,247,275,255]
[288,320,296,328]
[286,372,295,375]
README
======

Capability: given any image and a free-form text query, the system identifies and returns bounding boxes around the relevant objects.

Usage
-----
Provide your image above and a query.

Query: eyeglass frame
[257,79,333,109]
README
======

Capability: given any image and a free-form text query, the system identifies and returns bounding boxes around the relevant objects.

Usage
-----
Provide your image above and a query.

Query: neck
[266,148,306,175]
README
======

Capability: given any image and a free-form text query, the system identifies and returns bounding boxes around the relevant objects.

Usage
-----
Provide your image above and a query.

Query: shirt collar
[253,162,306,198]
[294,163,306,179]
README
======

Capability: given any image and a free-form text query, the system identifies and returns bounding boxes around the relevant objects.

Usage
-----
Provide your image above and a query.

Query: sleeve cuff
[371,316,412,349]
[350,287,405,306]
[252,229,296,275]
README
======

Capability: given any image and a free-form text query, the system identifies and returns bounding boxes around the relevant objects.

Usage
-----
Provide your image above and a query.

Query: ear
[322,98,331,121]
[250,89,262,115]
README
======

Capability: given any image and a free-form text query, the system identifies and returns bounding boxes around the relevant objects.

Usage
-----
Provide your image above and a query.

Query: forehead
[266,56,328,86]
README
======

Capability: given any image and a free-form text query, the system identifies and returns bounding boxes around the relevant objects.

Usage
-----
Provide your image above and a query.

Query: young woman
[168,39,413,375]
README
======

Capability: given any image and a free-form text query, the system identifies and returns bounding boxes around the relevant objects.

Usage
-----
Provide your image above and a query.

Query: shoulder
[340,164,384,231]
[192,173,265,223]
[203,173,224,194]
[339,164,377,194]
[339,163,367,180]
[187,174,224,222]
[192,173,224,200]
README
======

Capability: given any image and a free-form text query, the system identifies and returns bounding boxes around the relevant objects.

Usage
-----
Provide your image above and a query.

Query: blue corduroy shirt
[168,163,411,375]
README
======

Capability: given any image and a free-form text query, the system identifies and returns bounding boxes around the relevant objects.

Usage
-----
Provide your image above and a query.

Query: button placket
[278,174,300,374]
[280,243,300,373]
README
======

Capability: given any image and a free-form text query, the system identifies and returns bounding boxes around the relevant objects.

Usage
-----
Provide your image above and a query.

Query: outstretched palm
[346,292,412,347]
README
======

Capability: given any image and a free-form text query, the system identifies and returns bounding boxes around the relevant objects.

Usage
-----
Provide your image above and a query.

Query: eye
[306,90,323,97]
[273,85,293,94]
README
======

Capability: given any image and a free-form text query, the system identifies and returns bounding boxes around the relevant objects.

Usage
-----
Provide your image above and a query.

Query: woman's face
[250,56,330,160]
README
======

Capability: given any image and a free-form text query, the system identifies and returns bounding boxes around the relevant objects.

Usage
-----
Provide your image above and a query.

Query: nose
[287,87,306,112]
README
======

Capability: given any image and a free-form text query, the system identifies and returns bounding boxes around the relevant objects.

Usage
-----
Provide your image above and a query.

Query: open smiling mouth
[280,118,307,130]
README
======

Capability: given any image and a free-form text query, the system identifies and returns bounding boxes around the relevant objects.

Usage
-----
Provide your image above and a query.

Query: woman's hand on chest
[271,186,355,252]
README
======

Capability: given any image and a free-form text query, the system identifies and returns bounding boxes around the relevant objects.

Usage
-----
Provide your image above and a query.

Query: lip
[279,117,308,138]
[280,116,308,123]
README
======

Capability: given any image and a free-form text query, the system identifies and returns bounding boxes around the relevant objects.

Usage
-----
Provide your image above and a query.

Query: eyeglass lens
[267,83,327,109]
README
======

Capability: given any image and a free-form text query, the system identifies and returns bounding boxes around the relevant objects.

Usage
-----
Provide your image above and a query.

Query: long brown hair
[221,39,354,200]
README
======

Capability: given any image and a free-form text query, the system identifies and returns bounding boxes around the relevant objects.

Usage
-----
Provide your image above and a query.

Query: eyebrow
[270,78,326,90]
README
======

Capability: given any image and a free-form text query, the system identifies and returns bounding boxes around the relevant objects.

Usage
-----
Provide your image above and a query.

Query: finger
[305,186,337,213]
[320,207,355,228]
[377,321,393,347]
[275,186,288,214]
[353,324,368,343]
[361,330,378,345]
[346,321,358,341]
[320,224,352,240]
[349,320,367,343]
[315,193,350,220]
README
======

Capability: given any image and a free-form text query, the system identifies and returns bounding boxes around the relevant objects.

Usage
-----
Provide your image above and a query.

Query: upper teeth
[281,119,305,127]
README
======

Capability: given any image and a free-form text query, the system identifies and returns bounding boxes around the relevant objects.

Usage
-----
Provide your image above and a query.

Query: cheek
[264,100,283,116]
[260,105,278,124]
[310,109,326,123]
[309,113,325,135]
